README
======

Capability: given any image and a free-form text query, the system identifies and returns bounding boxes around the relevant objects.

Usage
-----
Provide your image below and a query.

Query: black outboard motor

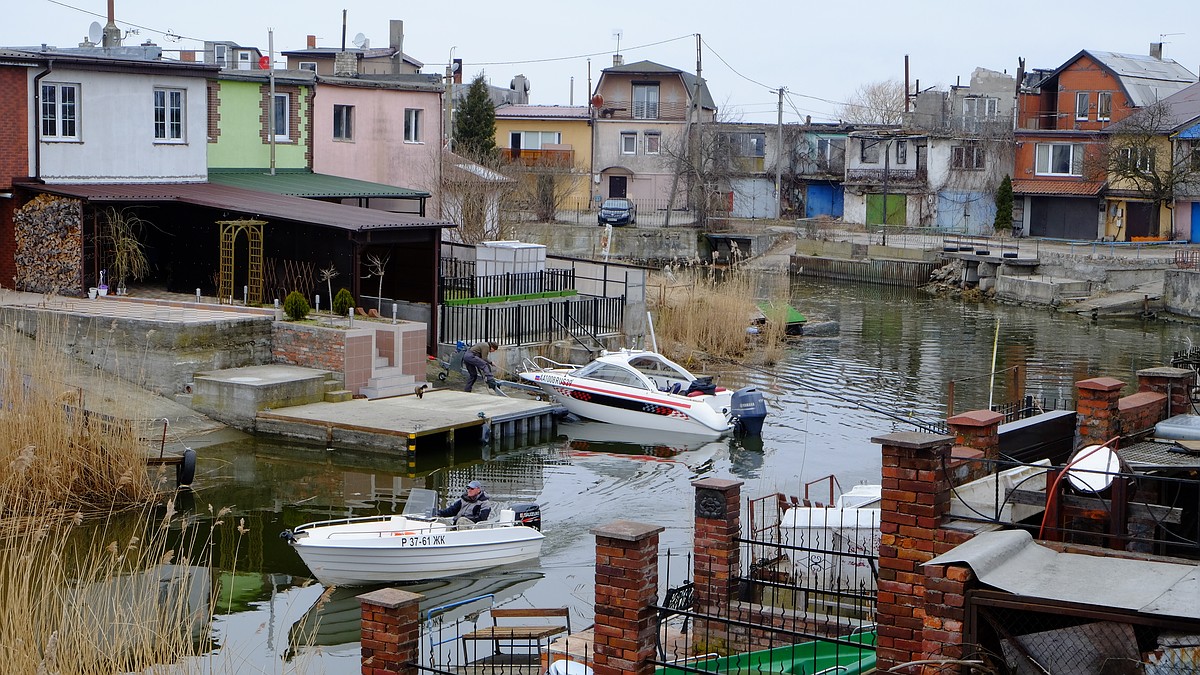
[512,503,542,530]
[731,386,767,435]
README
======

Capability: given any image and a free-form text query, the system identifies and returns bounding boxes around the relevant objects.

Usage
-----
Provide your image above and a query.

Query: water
[176,280,1199,673]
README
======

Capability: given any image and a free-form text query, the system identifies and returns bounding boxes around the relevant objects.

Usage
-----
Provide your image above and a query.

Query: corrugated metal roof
[495,104,589,119]
[1011,179,1104,196]
[1160,81,1200,132]
[27,182,453,231]
[208,170,429,199]
[927,529,1200,620]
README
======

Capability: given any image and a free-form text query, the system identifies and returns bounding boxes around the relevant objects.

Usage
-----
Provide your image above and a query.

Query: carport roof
[24,182,455,231]
[208,169,430,199]
[1011,179,1104,196]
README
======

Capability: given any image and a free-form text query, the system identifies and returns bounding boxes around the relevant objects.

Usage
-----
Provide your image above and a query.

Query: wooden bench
[461,607,571,665]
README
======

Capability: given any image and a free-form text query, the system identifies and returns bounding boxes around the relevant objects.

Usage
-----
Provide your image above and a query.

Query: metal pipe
[32,59,54,180]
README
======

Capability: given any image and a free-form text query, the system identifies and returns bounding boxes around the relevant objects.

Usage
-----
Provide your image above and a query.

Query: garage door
[1028,197,1098,239]
[730,178,774,219]
[936,191,996,235]
[805,183,844,218]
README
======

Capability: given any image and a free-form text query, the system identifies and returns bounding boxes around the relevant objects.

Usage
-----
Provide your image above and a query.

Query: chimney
[453,58,462,84]
[333,51,358,77]
[613,54,624,67]
[1151,42,1163,60]
[389,20,404,74]
[179,50,195,62]
[307,34,316,49]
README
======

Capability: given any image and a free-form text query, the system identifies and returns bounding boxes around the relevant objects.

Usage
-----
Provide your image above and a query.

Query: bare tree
[434,149,518,244]
[837,80,907,125]
[504,151,586,222]
[318,263,339,310]
[1095,100,1200,209]
[363,253,390,308]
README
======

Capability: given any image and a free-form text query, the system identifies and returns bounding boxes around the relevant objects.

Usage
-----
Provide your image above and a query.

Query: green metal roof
[208,169,430,199]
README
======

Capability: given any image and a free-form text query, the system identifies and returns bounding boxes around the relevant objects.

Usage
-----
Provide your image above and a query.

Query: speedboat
[519,349,767,438]
[280,489,544,586]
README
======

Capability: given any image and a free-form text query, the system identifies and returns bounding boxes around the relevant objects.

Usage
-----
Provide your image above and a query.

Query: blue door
[1191,203,1200,243]
[937,191,996,234]
[806,184,844,218]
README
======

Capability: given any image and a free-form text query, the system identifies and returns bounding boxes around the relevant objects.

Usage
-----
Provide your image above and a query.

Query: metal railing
[439,295,625,348]
[440,269,576,304]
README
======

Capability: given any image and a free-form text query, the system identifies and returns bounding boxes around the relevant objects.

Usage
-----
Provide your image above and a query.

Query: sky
[5,0,1200,124]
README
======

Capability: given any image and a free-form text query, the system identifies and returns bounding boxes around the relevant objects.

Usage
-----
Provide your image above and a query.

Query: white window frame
[1097,92,1112,122]
[40,82,80,140]
[620,132,637,154]
[237,51,252,70]
[509,130,561,150]
[273,92,290,141]
[333,104,353,141]
[951,144,985,170]
[895,140,908,164]
[214,44,229,68]
[1075,92,1089,121]
[645,131,661,155]
[404,108,422,143]
[632,83,659,120]
[1035,142,1083,176]
[298,62,317,72]
[153,88,185,142]
[1119,147,1155,174]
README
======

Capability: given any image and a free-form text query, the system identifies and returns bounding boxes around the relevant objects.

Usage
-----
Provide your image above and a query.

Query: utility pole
[775,87,785,220]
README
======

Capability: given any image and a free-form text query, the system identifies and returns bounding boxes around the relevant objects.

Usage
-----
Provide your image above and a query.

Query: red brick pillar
[592,520,664,675]
[946,409,1003,483]
[692,477,742,617]
[873,431,954,672]
[1137,366,1196,418]
[920,562,974,663]
[1076,377,1124,449]
[358,588,422,675]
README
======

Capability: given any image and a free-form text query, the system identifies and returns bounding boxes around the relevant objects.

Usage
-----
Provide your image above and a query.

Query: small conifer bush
[333,288,355,317]
[284,291,310,321]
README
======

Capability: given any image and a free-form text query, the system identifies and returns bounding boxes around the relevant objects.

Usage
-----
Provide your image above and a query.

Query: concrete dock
[255,387,563,455]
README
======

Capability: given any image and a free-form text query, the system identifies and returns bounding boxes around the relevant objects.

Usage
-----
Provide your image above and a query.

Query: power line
[470,34,694,67]
[44,0,198,43]
[699,37,775,92]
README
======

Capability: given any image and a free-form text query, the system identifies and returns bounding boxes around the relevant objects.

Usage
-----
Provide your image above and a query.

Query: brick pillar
[946,409,1004,484]
[872,431,954,672]
[358,588,422,675]
[1076,377,1124,449]
[1137,366,1196,418]
[921,562,974,663]
[692,478,742,616]
[592,520,663,675]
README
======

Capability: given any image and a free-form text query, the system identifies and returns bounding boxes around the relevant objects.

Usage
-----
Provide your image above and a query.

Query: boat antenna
[987,317,1000,409]
[646,311,659,353]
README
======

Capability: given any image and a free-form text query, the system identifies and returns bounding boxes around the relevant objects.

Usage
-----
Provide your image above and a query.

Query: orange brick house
[1012,46,1195,240]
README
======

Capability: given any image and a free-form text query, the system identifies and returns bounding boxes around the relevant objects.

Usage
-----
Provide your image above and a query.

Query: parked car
[597,198,637,226]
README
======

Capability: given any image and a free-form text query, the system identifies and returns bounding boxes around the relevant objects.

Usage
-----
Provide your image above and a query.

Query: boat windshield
[575,362,650,390]
[626,354,693,380]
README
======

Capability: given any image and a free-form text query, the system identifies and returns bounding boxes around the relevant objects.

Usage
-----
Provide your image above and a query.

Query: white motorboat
[780,483,882,594]
[519,349,767,438]
[281,489,544,586]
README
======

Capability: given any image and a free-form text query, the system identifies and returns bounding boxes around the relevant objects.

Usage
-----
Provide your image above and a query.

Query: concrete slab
[192,365,335,430]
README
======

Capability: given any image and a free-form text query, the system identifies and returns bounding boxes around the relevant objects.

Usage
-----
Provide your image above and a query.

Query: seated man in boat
[463,341,500,392]
[436,480,493,526]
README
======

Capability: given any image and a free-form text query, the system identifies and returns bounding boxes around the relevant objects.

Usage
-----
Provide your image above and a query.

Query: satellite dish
[1066,444,1122,493]
[352,32,368,49]
[87,21,102,45]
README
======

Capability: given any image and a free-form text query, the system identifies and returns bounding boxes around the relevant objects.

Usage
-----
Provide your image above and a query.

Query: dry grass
[649,262,788,367]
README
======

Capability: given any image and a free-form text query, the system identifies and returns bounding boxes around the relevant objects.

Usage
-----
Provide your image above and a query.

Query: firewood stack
[13,194,84,295]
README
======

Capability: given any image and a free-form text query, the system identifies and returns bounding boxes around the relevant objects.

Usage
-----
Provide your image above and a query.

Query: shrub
[283,291,310,321]
[332,288,355,317]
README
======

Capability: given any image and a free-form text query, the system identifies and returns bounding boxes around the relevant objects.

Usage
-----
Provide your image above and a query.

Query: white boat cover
[926,529,1200,620]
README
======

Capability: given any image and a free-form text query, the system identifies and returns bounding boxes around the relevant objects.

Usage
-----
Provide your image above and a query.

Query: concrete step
[324,389,353,403]
[373,355,391,368]
[360,366,424,399]
[360,381,425,399]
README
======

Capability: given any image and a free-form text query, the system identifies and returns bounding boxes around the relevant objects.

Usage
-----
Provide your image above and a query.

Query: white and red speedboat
[519,349,766,438]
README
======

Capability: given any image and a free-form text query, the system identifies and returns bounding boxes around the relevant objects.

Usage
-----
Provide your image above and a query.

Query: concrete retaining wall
[1164,269,1200,318]
[512,223,703,261]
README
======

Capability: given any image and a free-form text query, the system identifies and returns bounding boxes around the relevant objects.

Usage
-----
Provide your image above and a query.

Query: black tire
[438,371,447,382]
[176,448,197,488]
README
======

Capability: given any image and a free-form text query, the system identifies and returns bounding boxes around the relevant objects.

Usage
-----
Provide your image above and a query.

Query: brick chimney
[179,50,195,62]
[306,34,316,49]
[613,54,624,67]
[1150,42,1163,60]
[389,19,404,74]
[334,50,358,77]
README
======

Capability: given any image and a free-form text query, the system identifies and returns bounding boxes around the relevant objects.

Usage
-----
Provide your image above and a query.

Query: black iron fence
[440,269,576,304]
[439,295,625,348]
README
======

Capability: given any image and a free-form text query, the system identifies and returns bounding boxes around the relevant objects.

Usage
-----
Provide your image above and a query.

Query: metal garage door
[936,191,996,235]
[805,183,844,218]
[1028,197,1098,239]
[729,178,774,219]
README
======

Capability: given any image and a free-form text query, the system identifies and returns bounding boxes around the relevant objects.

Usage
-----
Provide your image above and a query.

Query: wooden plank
[1007,489,1181,524]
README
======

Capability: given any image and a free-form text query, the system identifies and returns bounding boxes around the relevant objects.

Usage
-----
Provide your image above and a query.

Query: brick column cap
[1136,366,1194,379]
[690,477,743,492]
[357,587,423,609]
[1077,377,1124,392]
[946,409,1003,427]
[591,519,664,542]
[871,431,953,448]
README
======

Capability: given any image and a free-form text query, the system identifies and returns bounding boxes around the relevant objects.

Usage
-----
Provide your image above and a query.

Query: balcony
[845,167,926,184]
[502,148,575,168]
[595,99,691,122]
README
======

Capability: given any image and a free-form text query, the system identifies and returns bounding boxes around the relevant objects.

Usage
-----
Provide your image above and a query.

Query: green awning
[208,169,430,199]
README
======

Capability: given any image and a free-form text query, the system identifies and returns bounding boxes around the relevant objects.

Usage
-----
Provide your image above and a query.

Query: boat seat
[461,607,572,666]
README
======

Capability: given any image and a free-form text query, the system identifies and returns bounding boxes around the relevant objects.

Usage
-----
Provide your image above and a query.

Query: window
[740,133,766,157]
[404,108,422,142]
[962,97,998,132]
[214,44,228,68]
[333,104,353,140]
[1119,147,1155,174]
[632,83,659,119]
[40,82,79,139]
[508,130,560,150]
[237,51,252,70]
[153,88,185,141]
[645,131,660,155]
[1191,140,1200,172]
[273,93,289,140]
[951,144,985,170]
[298,62,317,72]
[860,139,880,163]
[621,132,637,154]
[1075,92,1089,121]
[895,140,908,164]
[1097,92,1112,122]
[1035,142,1083,176]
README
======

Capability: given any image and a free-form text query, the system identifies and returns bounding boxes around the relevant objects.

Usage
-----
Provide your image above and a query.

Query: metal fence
[440,269,576,304]
[439,295,625,348]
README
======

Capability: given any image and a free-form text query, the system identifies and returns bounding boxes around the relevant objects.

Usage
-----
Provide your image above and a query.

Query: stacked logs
[13,194,84,294]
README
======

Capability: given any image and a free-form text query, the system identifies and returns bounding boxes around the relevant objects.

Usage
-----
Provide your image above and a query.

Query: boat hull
[288,516,544,586]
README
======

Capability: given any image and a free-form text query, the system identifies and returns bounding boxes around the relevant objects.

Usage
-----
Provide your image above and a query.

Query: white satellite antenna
[87,21,103,46]
[352,32,368,49]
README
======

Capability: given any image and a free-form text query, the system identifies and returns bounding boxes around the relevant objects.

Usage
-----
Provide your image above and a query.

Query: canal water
[177,279,1199,673]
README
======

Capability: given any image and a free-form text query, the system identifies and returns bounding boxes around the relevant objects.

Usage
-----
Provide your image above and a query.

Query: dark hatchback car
[597,198,637,226]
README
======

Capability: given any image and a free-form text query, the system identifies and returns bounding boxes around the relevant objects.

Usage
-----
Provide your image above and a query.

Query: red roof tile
[1011,180,1104,196]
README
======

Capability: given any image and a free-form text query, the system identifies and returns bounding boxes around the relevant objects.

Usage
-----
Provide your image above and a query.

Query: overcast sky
[6,0,1200,124]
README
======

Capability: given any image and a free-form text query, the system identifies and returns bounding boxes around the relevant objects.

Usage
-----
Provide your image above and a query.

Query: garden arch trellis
[216,219,265,305]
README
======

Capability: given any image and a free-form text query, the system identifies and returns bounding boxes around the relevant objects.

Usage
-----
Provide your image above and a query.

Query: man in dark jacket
[437,480,493,525]
[463,340,499,392]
